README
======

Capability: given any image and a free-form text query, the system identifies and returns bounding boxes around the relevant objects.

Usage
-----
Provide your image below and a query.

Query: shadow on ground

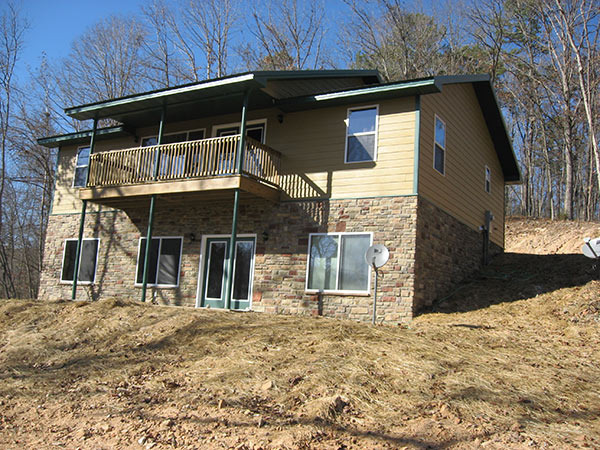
[423,252,598,315]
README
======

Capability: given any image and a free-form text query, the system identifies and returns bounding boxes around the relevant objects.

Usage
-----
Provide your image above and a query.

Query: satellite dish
[365,244,389,325]
[365,244,389,268]
[582,237,600,259]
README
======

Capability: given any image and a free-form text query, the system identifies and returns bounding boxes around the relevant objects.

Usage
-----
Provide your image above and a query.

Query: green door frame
[198,235,256,311]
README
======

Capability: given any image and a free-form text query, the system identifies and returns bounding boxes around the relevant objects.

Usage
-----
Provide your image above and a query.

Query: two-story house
[38,70,520,323]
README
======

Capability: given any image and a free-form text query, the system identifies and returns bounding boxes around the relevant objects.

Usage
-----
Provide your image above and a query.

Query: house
[37,70,520,323]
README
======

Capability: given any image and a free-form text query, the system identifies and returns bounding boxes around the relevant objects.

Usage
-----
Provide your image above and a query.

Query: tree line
[0,0,598,298]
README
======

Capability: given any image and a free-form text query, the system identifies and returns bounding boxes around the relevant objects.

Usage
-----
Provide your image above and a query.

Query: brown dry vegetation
[0,218,599,449]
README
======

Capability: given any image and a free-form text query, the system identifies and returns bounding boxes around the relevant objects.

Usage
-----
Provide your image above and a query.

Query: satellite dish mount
[365,244,390,324]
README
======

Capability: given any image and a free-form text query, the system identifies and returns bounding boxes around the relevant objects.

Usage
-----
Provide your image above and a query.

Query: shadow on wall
[422,252,597,315]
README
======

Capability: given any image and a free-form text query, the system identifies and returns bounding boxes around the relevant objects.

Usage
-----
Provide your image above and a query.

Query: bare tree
[166,0,237,81]
[241,0,327,70]
[141,0,184,88]
[53,14,148,111]
[549,0,600,203]
[0,2,26,298]
[343,0,466,81]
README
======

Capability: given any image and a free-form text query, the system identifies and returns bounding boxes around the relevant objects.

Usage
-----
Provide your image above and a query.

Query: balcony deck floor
[78,175,280,208]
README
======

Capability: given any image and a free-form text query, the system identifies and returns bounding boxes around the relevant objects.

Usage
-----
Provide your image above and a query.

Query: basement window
[433,115,446,175]
[73,146,90,187]
[60,238,99,284]
[306,232,372,294]
[135,237,183,287]
[345,106,378,163]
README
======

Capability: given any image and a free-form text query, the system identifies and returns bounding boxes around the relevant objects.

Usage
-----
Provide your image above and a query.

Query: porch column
[141,106,167,303]
[224,90,250,310]
[72,117,98,300]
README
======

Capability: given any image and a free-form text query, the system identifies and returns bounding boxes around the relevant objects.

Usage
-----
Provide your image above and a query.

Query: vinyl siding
[269,98,416,199]
[51,136,137,214]
[51,98,417,214]
[419,83,505,247]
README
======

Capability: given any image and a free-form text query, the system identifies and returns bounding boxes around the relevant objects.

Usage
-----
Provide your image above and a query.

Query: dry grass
[0,218,599,449]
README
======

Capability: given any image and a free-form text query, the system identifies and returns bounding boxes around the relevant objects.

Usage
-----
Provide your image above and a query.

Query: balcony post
[71,117,98,300]
[141,105,166,303]
[224,90,249,310]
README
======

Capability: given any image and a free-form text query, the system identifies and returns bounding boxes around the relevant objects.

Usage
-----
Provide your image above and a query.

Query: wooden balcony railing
[87,135,281,189]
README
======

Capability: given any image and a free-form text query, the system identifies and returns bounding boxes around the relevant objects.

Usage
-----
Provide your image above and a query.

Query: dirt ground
[0,217,599,449]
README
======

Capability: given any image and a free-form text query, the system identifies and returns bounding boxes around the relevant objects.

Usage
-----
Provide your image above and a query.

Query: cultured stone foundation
[413,196,502,313]
[39,194,500,323]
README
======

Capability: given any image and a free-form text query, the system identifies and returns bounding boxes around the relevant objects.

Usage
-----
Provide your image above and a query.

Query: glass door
[200,237,255,310]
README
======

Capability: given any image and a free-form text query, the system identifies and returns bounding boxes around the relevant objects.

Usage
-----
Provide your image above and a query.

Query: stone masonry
[413,196,502,313]
[40,196,419,324]
[39,194,498,323]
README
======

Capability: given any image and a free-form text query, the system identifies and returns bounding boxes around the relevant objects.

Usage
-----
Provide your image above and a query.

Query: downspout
[141,106,167,303]
[224,90,250,310]
[72,117,98,300]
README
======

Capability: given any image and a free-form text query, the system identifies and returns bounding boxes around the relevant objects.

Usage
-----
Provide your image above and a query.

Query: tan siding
[419,83,505,247]
[51,136,137,214]
[51,99,417,214]
[269,98,416,199]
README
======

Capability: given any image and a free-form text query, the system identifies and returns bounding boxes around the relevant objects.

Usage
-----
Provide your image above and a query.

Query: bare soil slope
[0,218,598,449]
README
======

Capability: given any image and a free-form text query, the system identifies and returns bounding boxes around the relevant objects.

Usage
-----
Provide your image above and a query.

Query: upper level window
[214,122,266,144]
[345,106,378,163]
[434,115,446,175]
[141,129,205,147]
[306,232,372,293]
[73,146,90,187]
[485,166,491,193]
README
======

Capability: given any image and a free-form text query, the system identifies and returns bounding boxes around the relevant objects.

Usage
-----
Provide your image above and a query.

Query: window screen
[136,237,182,286]
[61,239,99,283]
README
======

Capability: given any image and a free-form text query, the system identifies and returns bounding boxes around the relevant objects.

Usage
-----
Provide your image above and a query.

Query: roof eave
[277,78,439,112]
[37,125,132,148]
[65,73,262,121]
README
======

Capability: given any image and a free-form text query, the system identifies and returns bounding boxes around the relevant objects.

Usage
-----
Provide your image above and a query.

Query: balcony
[79,135,282,206]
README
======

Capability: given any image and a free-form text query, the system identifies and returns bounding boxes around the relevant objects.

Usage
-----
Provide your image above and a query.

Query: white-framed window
[140,128,206,147]
[306,232,373,294]
[433,115,446,175]
[485,166,491,193]
[60,238,99,284]
[135,236,183,288]
[345,106,378,163]
[73,146,90,187]
[212,119,267,144]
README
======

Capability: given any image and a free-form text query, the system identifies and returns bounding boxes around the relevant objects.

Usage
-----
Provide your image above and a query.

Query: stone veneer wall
[412,196,503,313]
[39,196,419,324]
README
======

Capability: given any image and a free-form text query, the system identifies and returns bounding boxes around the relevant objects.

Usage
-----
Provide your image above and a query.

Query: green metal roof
[65,70,382,123]
[37,126,131,148]
[45,70,518,183]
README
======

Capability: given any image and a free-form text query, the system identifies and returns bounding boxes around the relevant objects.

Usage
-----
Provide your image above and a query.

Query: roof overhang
[37,126,132,148]
[64,70,382,127]
[276,78,440,111]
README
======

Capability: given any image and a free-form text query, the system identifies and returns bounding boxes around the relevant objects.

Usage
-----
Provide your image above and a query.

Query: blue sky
[19,0,145,80]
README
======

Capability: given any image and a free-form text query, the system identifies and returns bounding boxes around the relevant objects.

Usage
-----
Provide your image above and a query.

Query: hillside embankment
[0,217,598,449]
